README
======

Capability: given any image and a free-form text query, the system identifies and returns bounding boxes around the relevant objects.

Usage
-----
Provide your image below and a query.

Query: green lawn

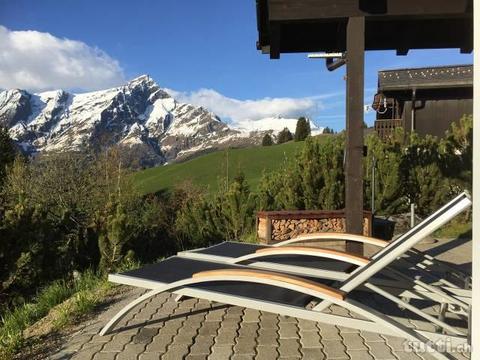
[133,138,329,194]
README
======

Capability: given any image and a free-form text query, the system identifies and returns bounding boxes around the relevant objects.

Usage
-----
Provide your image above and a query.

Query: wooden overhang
[256,0,473,59]
[378,64,473,91]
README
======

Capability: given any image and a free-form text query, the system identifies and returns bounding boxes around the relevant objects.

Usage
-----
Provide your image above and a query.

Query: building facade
[373,64,473,139]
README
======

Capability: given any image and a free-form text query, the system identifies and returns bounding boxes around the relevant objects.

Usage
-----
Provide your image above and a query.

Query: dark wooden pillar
[345,17,365,255]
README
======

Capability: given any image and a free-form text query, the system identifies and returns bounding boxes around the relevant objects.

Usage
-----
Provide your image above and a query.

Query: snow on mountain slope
[0,75,323,167]
[232,116,324,135]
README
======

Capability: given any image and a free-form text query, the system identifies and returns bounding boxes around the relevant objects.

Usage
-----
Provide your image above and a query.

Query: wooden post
[345,17,365,255]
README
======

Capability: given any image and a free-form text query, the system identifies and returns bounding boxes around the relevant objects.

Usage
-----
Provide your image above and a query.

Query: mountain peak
[128,74,153,86]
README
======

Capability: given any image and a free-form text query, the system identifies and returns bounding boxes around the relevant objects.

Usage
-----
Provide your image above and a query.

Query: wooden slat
[255,246,371,265]
[193,269,346,300]
[291,232,389,247]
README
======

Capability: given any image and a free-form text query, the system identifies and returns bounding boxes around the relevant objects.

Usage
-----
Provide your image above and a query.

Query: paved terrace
[50,237,471,360]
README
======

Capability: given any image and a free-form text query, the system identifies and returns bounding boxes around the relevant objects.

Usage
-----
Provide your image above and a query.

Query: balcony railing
[374,119,403,139]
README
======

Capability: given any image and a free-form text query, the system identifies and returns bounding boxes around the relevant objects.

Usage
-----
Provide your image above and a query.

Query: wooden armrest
[193,269,345,300]
[255,246,370,266]
[275,232,389,248]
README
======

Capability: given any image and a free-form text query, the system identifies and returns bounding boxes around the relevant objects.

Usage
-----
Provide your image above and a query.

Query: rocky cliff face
[0,75,262,167]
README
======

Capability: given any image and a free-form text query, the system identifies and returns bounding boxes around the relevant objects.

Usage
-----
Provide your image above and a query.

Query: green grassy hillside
[133,138,328,194]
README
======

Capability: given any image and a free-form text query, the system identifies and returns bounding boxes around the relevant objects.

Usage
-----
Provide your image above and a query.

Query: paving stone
[185,355,208,360]
[277,338,301,358]
[382,335,409,351]
[318,325,342,341]
[337,325,360,333]
[322,340,349,359]
[101,333,134,352]
[227,306,244,315]
[341,332,368,350]
[231,355,255,360]
[72,343,103,359]
[243,309,260,323]
[366,341,396,359]
[171,332,197,345]
[188,313,207,322]
[189,335,215,355]
[146,334,174,353]
[259,318,278,330]
[90,334,114,343]
[258,328,277,336]
[299,330,321,348]
[360,331,385,342]
[208,345,234,359]
[67,334,95,351]
[205,308,225,322]
[233,338,256,355]
[198,322,221,336]
[178,298,197,309]
[116,343,146,360]
[278,323,298,339]
[256,345,279,360]
[238,322,258,338]
[297,319,317,331]
[133,328,158,344]
[220,318,242,329]
[163,343,190,359]
[81,324,104,335]
[260,312,277,320]
[93,351,117,360]
[158,321,183,335]
[346,350,375,360]
[257,333,279,346]
[278,315,297,323]
[300,347,326,359]
[329,305,350,317]
[139,353,162,360]
[214,332,238,345]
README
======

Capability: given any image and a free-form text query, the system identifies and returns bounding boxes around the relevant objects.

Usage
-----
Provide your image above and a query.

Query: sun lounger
[100,257,466,360]
[100,193,471,359]
[177,192,472,305]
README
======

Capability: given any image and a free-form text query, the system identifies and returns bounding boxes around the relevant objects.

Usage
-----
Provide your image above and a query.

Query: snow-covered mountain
[0,75,321,167]
[231,116,324,135]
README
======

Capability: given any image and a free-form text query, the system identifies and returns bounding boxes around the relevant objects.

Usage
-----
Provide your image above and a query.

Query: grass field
[133,138,329,194]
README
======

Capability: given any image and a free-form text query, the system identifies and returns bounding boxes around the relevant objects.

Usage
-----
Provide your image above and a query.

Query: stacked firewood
[270,218,368,241]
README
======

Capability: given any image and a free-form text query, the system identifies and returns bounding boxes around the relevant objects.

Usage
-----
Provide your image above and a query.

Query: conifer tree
[294,117,311,141]
[0,126,16,187]
[277,127,293,144]
[262,133,273,146]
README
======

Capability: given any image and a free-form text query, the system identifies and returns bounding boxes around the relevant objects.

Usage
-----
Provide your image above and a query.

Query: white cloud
[0,26,125,91]
[165,88,331,123]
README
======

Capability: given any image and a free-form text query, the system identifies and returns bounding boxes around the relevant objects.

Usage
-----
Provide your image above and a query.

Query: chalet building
[372,64,473,139]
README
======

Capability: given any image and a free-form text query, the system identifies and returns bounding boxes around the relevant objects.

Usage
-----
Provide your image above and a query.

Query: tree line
[0,115,472,310]
[262,116,318,146]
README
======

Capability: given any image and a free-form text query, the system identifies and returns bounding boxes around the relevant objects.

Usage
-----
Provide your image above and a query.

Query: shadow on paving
[110,303,231,334]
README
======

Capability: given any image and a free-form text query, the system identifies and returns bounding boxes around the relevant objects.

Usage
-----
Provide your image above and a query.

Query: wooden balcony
[374,119,403,140]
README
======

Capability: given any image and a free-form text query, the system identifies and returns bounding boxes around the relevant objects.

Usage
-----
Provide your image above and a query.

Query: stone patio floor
[49,237,471,360]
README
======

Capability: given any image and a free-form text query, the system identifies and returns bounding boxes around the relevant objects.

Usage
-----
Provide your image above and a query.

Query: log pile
[271,218,349,241]
[256,210,371,244]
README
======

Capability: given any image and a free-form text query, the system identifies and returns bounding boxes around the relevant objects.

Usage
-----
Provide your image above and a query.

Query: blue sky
[0,0,473,130]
